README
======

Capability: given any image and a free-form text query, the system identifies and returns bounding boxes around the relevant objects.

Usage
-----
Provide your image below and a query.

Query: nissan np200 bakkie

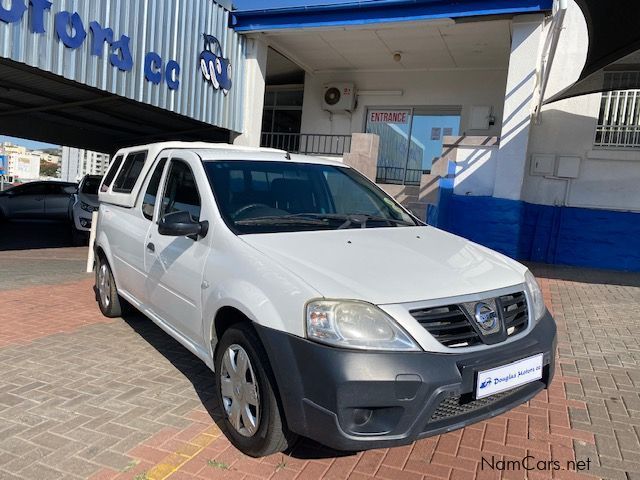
[94,142,556,457]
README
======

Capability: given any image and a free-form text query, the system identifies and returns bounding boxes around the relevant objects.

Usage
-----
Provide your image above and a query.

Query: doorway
[366,107,461,185]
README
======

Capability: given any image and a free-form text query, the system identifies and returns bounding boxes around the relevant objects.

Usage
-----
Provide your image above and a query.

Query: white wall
[523,0,640,212]
[300,69,508,138]
[492,14,544,201]
[233,38,269,147]
[453,146,499,197]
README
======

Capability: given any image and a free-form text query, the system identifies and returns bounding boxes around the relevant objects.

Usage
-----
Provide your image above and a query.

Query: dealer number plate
[476,354,543,399]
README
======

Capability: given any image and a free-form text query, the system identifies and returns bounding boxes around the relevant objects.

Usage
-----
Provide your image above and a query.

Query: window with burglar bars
[595,72,640,148]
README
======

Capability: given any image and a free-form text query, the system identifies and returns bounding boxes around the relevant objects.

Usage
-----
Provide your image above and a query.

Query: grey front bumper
[255,311,557,451]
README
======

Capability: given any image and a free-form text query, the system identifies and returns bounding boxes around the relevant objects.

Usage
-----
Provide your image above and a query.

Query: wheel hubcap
[97,264,111,308]
[220,344,260,437]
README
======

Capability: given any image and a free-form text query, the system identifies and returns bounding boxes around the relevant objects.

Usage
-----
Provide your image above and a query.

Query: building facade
[1,0,638,271]
[230,0,640,272]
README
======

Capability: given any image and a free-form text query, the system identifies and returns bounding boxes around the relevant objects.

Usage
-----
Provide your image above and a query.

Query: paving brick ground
[0,249,638,479]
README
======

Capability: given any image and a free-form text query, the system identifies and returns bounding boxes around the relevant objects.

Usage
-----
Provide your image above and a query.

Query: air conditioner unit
[322,83,356,112]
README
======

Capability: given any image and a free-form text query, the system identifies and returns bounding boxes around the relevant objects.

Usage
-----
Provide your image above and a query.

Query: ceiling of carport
[263,19,512,73]
[0,60,230,154]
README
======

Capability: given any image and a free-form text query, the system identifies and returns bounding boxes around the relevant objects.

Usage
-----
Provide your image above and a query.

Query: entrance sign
[368,110,411,125]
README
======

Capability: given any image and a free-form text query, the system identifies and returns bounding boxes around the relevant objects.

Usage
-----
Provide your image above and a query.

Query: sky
[0,135,58,151]
[234,0,360,10]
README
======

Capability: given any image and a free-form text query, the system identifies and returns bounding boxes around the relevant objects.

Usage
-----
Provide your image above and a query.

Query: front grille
[410,305,481,348]
[412,291,529,348]
[499,292,529,337]
[429,386,527,423]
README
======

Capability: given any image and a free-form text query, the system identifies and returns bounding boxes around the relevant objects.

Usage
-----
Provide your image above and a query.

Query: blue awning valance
[231,0,553,32]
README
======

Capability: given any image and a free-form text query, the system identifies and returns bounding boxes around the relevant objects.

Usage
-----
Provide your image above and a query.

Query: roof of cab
[197,150,347,167]
[116,142,347,168]
[115,141,285,155]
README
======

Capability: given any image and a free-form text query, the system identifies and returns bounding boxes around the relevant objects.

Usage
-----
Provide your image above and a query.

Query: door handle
[146,242,155,253]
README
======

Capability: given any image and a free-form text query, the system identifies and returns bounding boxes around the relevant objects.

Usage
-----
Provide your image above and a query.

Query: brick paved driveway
[0,248,639,480]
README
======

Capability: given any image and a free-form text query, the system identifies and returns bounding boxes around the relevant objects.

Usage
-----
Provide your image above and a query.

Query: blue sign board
[0,155,6,175]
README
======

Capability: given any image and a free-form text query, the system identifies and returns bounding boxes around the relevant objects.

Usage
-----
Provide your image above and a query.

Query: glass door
[366,107,461,185]
[408,109,461,181]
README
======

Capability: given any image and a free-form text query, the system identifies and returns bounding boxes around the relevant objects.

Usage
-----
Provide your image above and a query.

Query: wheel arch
[212,305,254,356]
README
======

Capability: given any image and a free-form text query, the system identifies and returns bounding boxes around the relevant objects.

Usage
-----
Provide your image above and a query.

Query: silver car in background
[69,175,102,244]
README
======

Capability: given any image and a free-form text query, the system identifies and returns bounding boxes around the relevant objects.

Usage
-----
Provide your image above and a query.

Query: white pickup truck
[94,142,556,457]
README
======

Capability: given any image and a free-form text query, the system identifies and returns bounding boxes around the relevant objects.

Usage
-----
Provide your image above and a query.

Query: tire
[95,256,123,318]
[215,323,296,457]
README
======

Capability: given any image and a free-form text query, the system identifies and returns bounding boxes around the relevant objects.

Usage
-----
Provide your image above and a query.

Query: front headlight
[306,300,420,351]
[525,270,546,323]
[81,202,97,213]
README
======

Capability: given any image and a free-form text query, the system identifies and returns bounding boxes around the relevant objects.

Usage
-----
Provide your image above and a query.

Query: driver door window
[160,161,201,221]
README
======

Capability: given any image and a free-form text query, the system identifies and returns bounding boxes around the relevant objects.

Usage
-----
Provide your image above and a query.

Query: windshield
[81,176,102,195]
[203,160,417,234]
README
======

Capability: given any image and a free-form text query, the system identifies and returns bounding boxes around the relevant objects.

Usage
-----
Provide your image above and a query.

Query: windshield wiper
[235,213,414,229]
[288,213,414,229]
[235,215,328,226]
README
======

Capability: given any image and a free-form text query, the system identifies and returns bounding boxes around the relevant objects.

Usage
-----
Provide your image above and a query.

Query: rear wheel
[95,256,123,318]
[215,323,296,457]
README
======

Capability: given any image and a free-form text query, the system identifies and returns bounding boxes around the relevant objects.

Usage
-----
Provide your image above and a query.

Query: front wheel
[215,324,296,457]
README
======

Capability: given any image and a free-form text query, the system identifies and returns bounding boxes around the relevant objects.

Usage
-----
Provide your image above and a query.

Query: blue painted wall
[430,189,640,272]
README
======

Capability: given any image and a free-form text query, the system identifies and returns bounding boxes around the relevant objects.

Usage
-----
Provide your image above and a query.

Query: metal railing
[595,89,640,148]
[376,166,423,186]
[261,133,351,156]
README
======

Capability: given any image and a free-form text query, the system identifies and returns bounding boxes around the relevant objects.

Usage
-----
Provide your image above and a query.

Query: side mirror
[63,186,78,195]
[158,211,209,238]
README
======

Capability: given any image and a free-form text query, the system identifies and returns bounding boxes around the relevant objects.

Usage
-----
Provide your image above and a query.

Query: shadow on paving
[528,262,640,287]
[0,219,78,251]
[121,310,357,461]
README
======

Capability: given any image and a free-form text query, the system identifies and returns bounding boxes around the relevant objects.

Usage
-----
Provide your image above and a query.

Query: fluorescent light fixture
[356,90,404,96]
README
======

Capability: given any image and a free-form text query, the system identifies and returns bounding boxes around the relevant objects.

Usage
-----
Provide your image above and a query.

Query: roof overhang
[0,60,230,154]
[547,0,640,103]
[230,0,553,33]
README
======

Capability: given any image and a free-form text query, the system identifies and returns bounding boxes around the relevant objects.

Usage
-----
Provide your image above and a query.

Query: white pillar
[493,14,545,200]
[233,37,268,148]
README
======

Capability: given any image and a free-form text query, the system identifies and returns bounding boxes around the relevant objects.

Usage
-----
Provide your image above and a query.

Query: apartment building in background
[60,147,110,182]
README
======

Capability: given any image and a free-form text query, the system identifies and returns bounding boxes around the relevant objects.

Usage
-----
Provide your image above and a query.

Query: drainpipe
[534,0,568,122]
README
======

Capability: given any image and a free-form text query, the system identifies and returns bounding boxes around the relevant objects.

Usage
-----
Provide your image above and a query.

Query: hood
[78,193,99,206]
[241,226,527,305]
